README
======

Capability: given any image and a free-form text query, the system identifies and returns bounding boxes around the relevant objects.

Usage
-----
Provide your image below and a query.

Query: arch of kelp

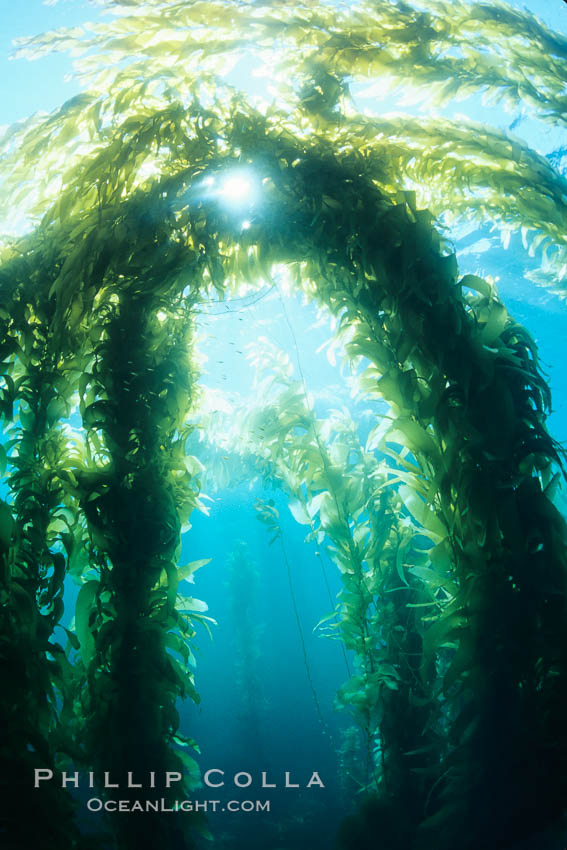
[3,0,567,299]
[1,90,566,850]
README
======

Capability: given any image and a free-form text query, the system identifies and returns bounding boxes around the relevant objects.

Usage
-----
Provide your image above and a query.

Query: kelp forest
[1,1,567,848]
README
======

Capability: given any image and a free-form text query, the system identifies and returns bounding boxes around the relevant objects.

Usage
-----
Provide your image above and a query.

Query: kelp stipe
[74,294,202,850]
[225,541,266,753]
[254,496,330,735]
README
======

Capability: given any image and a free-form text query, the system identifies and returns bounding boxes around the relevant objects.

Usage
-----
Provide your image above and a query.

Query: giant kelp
[1,1,567,849]
[235,342,442,839]
[2,0,567,296]
[224,541,266,749]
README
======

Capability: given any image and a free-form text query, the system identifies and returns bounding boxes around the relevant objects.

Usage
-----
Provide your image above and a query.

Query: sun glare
[219,172,256,207]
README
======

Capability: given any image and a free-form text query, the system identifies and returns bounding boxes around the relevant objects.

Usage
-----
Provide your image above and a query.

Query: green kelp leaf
[389,416,438,458]
[374,372,407,410]
[478,301,509,346]
[165,632,191,665]
[460,274,492,297]
[60,528,88,577]
[46,395,70,425]
[366,418,392,452]
[176,750,202,791]
[62,626,80,651]
[181,597,209,613]
[75,579,99,666]
[288,498,311,525]
[48,551,66,598]
[544,471,561,502]
[411,565,457,596]
[375,663,401,690]
[184,612,217,640]
[423,608,467,657]
[338,675,366,708]
[172,732,199,750]
[395,539,410,586]
[0,500,15,552]
[429,539,453,572]
[47,517,71,535]
[307,491,327,519]
[406,600,443,608]
[398,484,446,540]
[443,634,475,694]
[161,561,179,612]
[178,558,211,583]
[314,608,341,632]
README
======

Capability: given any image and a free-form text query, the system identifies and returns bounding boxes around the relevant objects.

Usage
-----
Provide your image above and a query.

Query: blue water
[181,486,349,848]
[170,294,363,847]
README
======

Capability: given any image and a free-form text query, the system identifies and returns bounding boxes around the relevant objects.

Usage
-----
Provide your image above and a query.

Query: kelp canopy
[1,1,567,849]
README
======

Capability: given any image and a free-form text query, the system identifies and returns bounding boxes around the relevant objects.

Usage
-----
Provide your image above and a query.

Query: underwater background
[2,2,567,850]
